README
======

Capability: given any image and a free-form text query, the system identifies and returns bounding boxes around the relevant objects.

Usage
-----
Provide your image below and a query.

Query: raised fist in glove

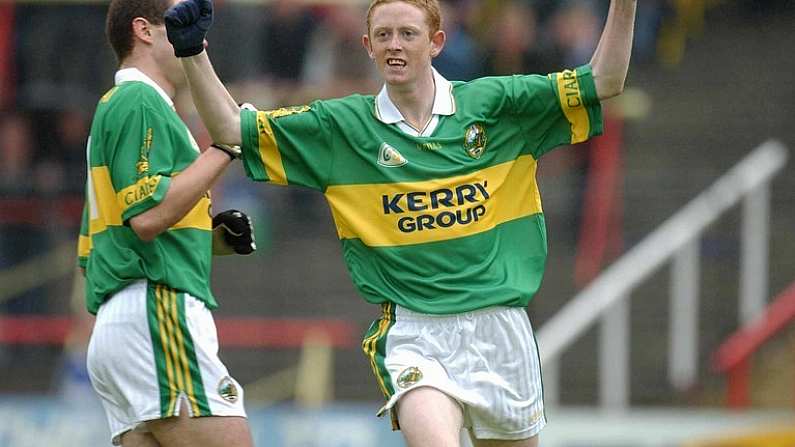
[164,0,213,57]
[212,209,256,255]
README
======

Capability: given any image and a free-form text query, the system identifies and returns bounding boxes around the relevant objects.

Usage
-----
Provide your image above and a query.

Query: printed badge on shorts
[397,367,423,389]
[217,376,239,403]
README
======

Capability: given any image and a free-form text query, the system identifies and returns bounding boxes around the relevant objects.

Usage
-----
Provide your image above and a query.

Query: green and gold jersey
[241,65,602,314]
[77,69,215,314]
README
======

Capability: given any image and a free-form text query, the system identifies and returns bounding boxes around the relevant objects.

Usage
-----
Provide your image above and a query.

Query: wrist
[210,143,241,160]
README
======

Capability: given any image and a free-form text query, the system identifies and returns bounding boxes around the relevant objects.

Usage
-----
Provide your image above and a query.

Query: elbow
[132,224,160,242]
[592,62,629,100]
[129,215,164,242]
[613,77,627,96]
[598,77,627,101]
[609,81,626,99]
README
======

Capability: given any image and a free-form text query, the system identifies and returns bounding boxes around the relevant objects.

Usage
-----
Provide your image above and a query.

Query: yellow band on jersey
[90,166,122,235]
[256,112,287,185]
[555,69,590,144]
[90,166,210,234]
[78,234,92,258]
[172,196,212,231]
[325,154,542,247]
[117,175,162,213]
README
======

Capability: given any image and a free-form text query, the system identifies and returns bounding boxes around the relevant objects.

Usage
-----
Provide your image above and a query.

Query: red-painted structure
[712,281,795,408]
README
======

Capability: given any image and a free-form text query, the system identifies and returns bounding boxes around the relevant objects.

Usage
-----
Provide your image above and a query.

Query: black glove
[212,209,256,255]
[164,0,213,57]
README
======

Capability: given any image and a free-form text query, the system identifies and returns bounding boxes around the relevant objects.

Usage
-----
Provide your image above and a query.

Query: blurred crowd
[6,0,777,322]
[3,0,791,308]
[1,0,790,213]
[0,0,791,398]
[0,2,669,198]
[8,0,795,298]
[0,0,665,399]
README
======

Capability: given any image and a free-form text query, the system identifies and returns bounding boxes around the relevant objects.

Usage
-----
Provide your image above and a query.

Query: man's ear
[362,34,375,59]
[132,17,154,44]
[430,29,446,58]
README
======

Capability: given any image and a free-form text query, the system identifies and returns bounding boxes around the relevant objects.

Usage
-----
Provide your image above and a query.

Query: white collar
[114,67,174,108]
[374,67,455,125]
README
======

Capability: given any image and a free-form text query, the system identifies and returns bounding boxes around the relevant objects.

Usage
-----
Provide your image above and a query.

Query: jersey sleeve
[105,100,174,223]
[77,201,90,268]
[511,64,603,158]
[239,103,334,191]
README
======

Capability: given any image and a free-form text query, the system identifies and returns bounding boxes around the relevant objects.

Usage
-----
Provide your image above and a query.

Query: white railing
[537,140,789,410]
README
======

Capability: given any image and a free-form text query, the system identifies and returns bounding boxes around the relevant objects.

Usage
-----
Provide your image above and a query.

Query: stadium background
[0,0,793,445]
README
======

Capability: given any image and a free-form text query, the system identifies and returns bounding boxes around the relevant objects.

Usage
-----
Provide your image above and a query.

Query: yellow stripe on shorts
[168,287,201,416]
[157,285,202,416]
[154,284,178,414]
[363,302,393,398]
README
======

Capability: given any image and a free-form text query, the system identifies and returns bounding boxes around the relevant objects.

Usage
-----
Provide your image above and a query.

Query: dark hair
[106,0,171,63]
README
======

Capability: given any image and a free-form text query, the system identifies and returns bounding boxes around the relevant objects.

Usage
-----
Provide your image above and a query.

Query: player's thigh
[146,404,253,447]
[398,386,464,447]
[471,435,539,447]
[121,428,161,447]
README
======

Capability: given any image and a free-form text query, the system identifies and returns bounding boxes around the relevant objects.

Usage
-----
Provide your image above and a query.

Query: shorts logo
[397,366,423,389]
[463,123,487,159]
[217,376,239,403]
[377,143,408,167]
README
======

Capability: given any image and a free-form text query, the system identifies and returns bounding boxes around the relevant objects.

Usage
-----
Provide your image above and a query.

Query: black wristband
[210,143,238,160]
[174,44,205,58]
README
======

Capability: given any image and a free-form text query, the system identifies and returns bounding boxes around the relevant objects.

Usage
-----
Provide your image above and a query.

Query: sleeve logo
[136,127,153,175]
[264,105,311,119]
[120,175,161,208]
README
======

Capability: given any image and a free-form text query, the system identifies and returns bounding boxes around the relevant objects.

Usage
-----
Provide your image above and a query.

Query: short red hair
[366,0,442,36]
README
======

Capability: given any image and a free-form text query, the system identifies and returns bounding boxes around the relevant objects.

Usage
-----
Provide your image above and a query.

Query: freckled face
[363,2,443,87]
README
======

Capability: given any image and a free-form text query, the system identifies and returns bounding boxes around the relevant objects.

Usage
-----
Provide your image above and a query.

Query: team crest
[377,143,408,167]
[396,366,423,389]
[217,376,239,403]
[463,123,487,159]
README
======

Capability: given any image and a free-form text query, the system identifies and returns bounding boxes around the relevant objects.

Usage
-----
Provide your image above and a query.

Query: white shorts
[363,303,546,440]
[87,280,246,445]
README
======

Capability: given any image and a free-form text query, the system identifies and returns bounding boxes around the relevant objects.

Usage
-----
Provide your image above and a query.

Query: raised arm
[181,52,242,145]
[165,0,242,145]
[590,0,637,100]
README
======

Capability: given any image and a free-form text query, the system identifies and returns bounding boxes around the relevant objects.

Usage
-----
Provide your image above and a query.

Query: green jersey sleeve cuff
[574,64,603,138]
[549,64,604,144]
[240,109,268,182]
[120,174,172,223]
